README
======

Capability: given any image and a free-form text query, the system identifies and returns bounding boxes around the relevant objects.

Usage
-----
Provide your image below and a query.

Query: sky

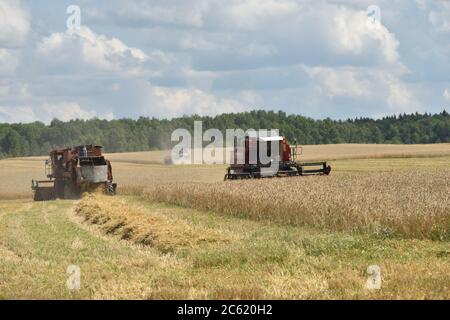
[0,0,449,123]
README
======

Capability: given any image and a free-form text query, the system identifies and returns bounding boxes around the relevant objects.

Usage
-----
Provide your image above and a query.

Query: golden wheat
[107,143,450,162]
[141,169,450,240]
[2,143,450,198]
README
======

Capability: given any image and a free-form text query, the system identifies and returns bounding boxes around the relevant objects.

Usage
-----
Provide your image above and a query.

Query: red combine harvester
[31,145,117,201]
[225,134,331,180]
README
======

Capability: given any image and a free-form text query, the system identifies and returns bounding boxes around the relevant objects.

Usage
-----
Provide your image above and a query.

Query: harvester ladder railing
[291,144,302,162]
[45,159,52,177]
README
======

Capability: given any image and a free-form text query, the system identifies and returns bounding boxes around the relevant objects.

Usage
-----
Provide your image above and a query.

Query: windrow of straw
[74,194,230,252]
[141,170,450,240]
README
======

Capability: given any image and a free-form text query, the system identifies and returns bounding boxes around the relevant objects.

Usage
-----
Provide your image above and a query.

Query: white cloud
[0,102,100,124]
[145,86,246,117]
[331,7,399,63]
[0,0,29,47]
[99,1,401,68]
[0,1,28,77]
[304,66,372,98]
[40,102,97,122]
[386,77,418,113]
[0,1,446,122]
[303,64,419,114]
[37,27,149,74]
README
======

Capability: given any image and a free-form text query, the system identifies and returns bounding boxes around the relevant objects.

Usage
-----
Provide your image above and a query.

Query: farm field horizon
[0,143,449,299]
[2,142,450,199]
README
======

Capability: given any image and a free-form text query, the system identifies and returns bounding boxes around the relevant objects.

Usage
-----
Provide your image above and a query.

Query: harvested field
[0,197,449,299]
[75,194,231,252]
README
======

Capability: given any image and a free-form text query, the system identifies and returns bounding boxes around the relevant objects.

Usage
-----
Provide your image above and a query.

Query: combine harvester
[32,145,117,201]
[225,134,331,180]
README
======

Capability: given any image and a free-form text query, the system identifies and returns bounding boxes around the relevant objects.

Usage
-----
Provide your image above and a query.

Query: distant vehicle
[32,145,117,201]
[225,134,331,180]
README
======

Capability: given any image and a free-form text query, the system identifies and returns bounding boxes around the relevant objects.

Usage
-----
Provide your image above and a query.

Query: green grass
[0,196,448,299]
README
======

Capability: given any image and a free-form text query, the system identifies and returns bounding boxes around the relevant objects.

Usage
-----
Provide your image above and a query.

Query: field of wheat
[2,143,449,198]
[1,144,449,240]
[102,143,450,163]
[0,144,449,299]
[139,169,450,240]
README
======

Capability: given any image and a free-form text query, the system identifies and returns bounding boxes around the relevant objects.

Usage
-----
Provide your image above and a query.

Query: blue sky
[0,0,449,123]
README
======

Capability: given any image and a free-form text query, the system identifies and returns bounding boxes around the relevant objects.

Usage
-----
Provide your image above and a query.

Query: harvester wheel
[105,182,117,195]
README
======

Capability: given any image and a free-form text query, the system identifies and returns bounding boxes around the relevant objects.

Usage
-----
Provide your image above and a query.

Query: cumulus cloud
[0,0,29,48]
[92,0,401,71]
[302,64,419,115]
[0,0,28,77]
[386,78,418,113]
[0,1,446,122]
[304,66,372,98]
[36,26,149,75]
[34,25,179,88]
[0,102,99,124]
[131,82,247,118]
[37,27,148,71]
[331,6,399,63]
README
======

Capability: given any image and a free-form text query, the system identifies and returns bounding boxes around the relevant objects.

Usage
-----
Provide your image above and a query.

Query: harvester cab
[32,145,117,201]
[225,133,331,180]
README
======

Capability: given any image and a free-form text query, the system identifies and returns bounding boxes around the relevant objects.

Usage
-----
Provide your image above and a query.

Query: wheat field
[2,143,450,199]
[0,143,449,299]
[142,170,450,240]
[107,143,450,162]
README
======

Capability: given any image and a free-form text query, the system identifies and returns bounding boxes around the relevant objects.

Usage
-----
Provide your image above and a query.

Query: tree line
[0,110,449,158]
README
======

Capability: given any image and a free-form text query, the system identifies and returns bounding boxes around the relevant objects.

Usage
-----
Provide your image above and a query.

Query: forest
[0,110,449,158]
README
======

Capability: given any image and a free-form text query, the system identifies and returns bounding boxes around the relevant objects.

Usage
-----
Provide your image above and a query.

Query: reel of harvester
[224,135,331,180]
